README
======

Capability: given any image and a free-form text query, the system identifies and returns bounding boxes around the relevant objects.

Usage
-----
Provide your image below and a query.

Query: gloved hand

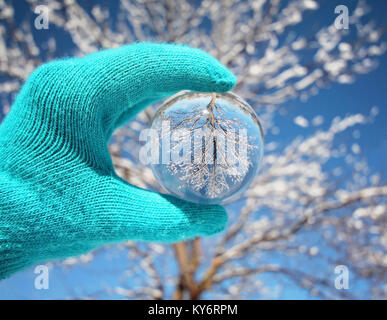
[0,43,236,279]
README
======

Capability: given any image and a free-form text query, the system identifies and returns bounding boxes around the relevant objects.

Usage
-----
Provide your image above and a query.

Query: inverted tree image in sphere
[150,91,264,204]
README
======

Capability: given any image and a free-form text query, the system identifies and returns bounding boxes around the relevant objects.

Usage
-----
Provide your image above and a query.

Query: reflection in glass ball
[149,91,264,204]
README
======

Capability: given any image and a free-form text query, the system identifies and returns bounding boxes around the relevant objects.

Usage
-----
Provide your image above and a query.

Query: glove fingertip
[191,204,228,237]
[213,76,237,92]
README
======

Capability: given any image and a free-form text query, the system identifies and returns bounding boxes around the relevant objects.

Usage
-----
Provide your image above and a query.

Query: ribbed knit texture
[0,43,236,279]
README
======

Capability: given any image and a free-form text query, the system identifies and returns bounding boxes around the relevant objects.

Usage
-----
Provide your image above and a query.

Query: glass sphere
[149,91,264,204]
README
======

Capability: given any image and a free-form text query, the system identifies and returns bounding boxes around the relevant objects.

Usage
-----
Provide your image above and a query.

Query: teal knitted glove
[0,43,236,279]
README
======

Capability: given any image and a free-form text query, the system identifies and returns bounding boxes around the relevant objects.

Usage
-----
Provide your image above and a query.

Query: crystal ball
[149,91,264,204]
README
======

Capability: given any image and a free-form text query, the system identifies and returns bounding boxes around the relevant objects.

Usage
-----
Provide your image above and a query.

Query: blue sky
[0,0,386,299]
